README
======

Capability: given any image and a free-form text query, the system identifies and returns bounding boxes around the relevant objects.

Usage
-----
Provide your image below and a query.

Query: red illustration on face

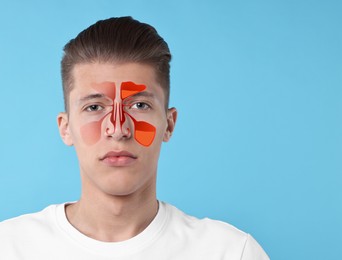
[80,81,156,146]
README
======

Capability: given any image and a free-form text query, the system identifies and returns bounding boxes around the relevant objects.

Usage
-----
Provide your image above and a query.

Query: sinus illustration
[80,81,156,147]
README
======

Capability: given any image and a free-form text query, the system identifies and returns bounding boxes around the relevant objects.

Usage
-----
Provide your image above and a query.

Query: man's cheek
[80,119,104,146]
[128,115,156,147]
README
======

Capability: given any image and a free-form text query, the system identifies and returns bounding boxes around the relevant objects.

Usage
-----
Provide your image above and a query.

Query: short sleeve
[241,234,270,260]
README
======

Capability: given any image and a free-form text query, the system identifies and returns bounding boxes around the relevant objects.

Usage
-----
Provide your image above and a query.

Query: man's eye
[85,105,104,112]
[131,102,151,110]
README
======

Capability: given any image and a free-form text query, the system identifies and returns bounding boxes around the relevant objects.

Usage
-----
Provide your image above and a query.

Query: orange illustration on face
[80,81,156,147]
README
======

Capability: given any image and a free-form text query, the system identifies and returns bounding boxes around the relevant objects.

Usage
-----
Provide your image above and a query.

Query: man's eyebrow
[127,91,155,99]
[79,93,106,103]
[79,92,155,103]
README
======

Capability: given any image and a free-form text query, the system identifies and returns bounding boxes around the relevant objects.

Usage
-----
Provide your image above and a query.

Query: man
[0,17,269,259]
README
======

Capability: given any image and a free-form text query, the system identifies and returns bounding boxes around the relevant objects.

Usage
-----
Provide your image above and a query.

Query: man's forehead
[72,62,158,84]
[69,62,167,107]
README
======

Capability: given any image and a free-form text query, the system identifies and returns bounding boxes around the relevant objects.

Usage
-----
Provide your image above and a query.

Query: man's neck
[65,186,159,242]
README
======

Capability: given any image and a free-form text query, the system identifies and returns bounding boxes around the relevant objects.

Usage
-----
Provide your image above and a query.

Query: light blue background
[0,0,341,259]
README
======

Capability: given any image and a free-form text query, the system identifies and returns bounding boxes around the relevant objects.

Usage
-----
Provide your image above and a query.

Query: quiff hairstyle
[61,16,171,112]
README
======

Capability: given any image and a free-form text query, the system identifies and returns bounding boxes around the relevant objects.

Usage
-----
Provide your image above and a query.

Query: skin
[57,62,177,242]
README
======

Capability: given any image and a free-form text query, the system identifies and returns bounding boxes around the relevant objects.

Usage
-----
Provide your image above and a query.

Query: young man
[0,17,269,259]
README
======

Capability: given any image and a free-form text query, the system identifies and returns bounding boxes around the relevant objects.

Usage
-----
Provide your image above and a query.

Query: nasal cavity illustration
[81,81,156,147]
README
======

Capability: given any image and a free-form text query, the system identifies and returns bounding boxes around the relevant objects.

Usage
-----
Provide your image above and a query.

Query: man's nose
[104,102,132,140]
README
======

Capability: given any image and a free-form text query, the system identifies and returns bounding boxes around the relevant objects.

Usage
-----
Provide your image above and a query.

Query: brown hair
[61,16,171,111]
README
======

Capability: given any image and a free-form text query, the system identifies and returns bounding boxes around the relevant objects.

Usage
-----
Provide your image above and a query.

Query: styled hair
[61,16,171,111]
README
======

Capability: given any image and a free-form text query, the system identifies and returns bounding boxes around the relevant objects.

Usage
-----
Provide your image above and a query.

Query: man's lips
[100,151,137,166]
[100,151,137,160]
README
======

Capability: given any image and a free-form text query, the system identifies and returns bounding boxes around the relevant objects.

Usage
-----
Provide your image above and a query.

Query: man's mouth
[100,151,137,166]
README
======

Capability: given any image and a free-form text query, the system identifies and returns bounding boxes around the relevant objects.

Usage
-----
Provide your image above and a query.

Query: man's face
[58,62,176,197]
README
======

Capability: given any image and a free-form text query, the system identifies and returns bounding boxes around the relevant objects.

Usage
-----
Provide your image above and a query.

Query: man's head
[61,16,171,112]
[57,17,177,198]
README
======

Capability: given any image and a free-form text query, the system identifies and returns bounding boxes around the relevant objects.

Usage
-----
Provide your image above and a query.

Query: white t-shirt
[0,201,269,259]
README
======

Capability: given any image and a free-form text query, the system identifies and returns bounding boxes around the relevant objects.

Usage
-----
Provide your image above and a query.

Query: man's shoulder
[0,204,68,258]
[0,204,59,235]
[164,202,248,242]
[163,202,269,259]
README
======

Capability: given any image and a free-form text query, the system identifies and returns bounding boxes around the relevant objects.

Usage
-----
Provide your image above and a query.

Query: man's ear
[163,107,177,142]
[57,112,73,146]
